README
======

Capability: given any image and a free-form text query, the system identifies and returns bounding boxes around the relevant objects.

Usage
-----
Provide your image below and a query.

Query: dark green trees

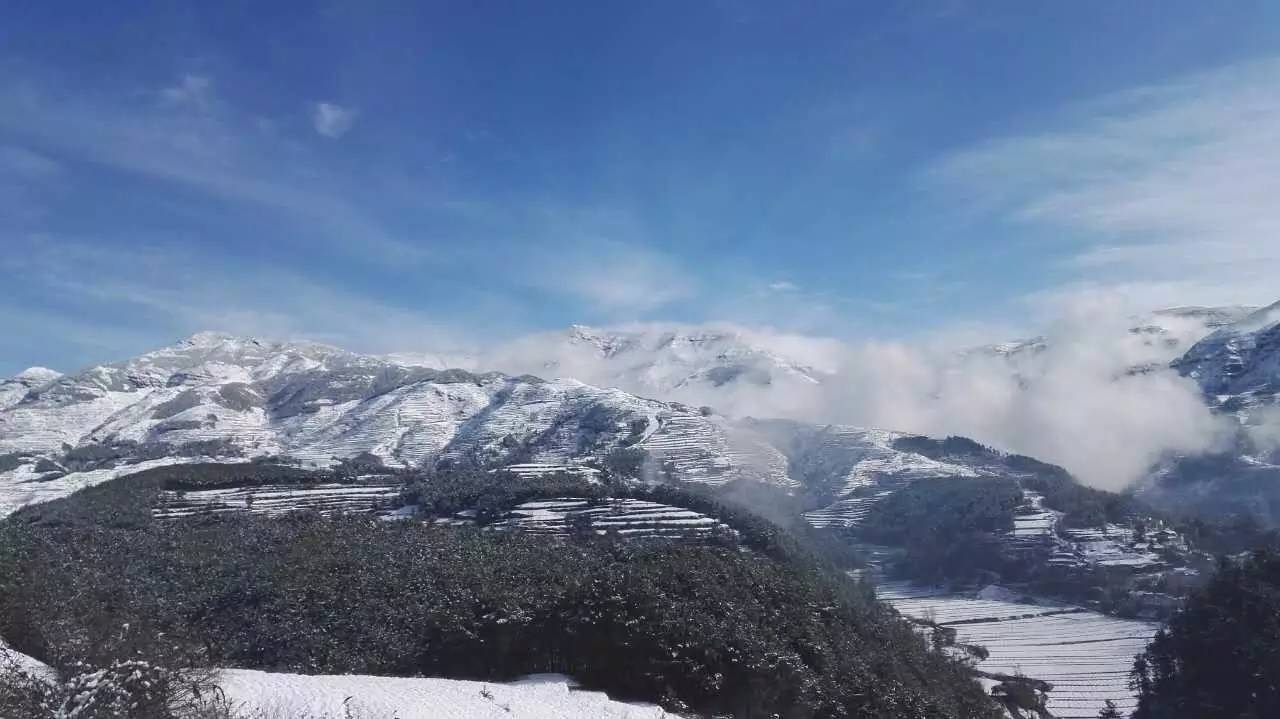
[1130,550,1280,718]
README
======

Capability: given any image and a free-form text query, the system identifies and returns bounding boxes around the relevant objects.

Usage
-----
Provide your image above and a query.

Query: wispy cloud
[0,236,472,369]
[529,239,696,313]
[312,102,358,138]
[0,144,62,225]
[929,57,1280,308]
[0,73,422,266]
[0,144,61,178]
[159,74,212,109]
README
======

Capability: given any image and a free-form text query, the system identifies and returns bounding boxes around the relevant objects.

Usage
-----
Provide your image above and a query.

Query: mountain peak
[182,330,256,347]
[1151,305,1261,329]
[1172,298,1280,411]
[13,367,62,384]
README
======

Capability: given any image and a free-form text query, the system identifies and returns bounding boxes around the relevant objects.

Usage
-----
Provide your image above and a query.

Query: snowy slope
[217,670,670,718]
[1173,300,1280,416]
[0,367,62,411]
[0,333,796,516]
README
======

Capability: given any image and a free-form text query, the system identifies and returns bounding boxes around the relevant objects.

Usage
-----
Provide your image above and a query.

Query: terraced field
[500,463,602,480]
[1062,525,1163,568]
[1003,491,1059,553]
[801,491,892,529]
[641,414,793,488]
[152,477,404,519]
[440,497,733,541]
[877,581,1157,719]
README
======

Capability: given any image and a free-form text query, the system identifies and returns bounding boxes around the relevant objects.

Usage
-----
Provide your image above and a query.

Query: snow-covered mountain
[970,305,1258,365]
[1172,301,1280,416]
[0,332,1064,520]
[0,367,62,411]
[1136,302,1280,521]
[0,332,807,514]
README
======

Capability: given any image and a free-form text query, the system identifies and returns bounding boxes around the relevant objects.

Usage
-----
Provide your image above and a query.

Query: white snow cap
[13,367,61,384]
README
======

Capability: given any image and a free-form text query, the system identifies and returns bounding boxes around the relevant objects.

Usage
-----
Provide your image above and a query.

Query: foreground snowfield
[217,670,671,718]
[0,647,670,719]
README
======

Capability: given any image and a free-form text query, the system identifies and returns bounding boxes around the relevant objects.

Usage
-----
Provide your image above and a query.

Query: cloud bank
[478,303,1233,492]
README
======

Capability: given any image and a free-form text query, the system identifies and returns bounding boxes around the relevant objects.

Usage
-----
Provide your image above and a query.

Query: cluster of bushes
[57,438,245,473]
[858,477,1023,581]
[402,467,612,522]
[0,499,1000,717]
[1008,456,1140,528]
[0,653,228,719]
[892,435,1143,528]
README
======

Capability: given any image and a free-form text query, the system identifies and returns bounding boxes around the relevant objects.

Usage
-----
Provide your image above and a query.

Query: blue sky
[3,1,1280,375]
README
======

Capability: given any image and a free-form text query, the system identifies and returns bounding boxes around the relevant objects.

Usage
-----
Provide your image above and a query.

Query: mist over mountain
[442,304,1258,492]
[3,299,1276,507]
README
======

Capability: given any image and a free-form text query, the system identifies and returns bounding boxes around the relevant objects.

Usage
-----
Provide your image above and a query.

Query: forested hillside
[0,464,1000,718]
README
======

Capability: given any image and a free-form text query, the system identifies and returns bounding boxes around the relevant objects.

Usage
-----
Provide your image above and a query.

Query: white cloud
[535,240,695,312]
[160,74,212,108]
[0,145,62,225]
[312,102,358,138]
[929,57,1280,309]
[813,297,1232,491]
[767,280,799,292]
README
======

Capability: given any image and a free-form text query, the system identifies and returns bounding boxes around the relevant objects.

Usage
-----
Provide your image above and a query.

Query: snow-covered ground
[877,581,1158,719]
[0,640,55,681]
[0,648,669,719]
[216,670,671,718]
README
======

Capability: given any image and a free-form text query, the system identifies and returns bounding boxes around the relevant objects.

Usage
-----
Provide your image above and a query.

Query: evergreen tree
[1130,550,1280,718]
[1098,698,1123,718]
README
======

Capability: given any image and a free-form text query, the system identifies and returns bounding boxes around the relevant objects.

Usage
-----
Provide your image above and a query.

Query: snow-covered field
[877,581,1157,719]
[217,670,670,719]
[0,648,669,719]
